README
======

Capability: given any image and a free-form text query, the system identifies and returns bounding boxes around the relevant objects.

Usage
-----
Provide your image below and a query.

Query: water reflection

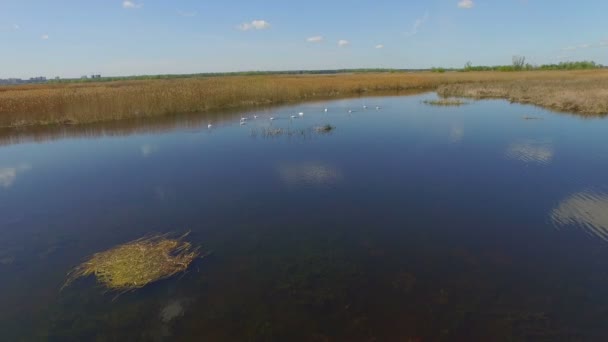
[278,161,342,186]
[551,191,608,241]
[0,164,31,188]
[506,140,554,164]
[449,124,464,143]
[140,144,157,157]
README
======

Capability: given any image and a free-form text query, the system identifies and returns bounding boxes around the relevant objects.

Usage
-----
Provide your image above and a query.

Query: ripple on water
[278,161,343,186]
[551,191,608,241]
[506,140,554,165]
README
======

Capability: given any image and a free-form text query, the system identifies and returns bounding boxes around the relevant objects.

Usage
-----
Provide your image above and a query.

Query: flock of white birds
[207,104,382,129]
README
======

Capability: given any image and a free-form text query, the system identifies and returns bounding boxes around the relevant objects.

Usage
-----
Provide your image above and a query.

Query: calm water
[1,94,608,341]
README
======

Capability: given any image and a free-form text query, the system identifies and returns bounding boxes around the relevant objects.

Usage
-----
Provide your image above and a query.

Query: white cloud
[579,44,591,49]
[41,34,49,40]
[375,44,384,49]
[237,20,271,31]
[458,0,474,9]
[0,164,31,188]
[562,46,577,51]
[338,39,350,47]
[177,10,197,17]
[405,12,429,37]
[122,1,143,9]
[13,24,20,30]
[600,41,608,46]
[307,36,324,43]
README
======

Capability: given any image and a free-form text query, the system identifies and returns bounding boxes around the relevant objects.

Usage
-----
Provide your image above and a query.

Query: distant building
[91,74,101,79]
[0,77,47,85]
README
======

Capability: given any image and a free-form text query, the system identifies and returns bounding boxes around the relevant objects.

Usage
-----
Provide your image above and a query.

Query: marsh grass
[63,233,200,294]
[437,72,608,115]
[1,70,608,128]
[423,98,468,106]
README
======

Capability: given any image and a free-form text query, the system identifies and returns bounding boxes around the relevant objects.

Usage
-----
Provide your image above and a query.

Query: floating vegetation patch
[423,98,468,106]
[314,124,335,133]
[522,116,544,120]
[551,191,608,242]
[506,140,554,165]
[63,233,200,292]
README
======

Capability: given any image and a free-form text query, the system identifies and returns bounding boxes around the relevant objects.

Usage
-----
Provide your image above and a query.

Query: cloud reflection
[278,161,342,186]
[141,144,157,157]
[449,125,464,143]
[506,140,554,164]
[0,164,31,188]
[551,191,608,241]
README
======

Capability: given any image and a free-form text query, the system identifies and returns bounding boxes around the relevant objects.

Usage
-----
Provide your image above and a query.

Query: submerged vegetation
[423,98,468,106]
[63,234,200,292]
[314,124,335,133]
[1,69,608,129]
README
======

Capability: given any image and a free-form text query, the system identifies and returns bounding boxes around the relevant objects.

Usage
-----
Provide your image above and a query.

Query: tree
[512,55,526,70]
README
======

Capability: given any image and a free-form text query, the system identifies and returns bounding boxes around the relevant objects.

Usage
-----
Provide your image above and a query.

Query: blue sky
[1,0,607,78]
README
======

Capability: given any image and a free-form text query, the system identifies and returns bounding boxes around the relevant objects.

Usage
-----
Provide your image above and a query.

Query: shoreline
[1,71,607,129]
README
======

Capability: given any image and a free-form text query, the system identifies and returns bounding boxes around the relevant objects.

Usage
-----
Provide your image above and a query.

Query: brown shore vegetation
[1,70,607,128]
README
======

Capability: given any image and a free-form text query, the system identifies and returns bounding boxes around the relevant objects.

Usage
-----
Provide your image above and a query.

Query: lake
[1,93,608,341]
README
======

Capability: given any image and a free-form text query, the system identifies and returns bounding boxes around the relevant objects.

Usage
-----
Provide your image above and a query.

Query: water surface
[1,94,608,341]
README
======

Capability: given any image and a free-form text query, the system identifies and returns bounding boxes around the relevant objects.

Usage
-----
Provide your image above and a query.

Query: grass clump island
[423,98,468,106]
[314,124,335,133]
[63,233,200,293]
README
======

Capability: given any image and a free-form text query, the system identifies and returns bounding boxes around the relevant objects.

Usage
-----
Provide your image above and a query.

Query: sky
[0,0,607,78]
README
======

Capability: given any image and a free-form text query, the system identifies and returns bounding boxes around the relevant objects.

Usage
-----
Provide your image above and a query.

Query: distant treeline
[40,60,605,84]
[432,58,603,73]
[47,69,407,84]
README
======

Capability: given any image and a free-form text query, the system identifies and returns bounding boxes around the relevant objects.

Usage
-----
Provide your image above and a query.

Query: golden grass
[437,71,608,115]
[1,70,607,128]
[63,234,200,292]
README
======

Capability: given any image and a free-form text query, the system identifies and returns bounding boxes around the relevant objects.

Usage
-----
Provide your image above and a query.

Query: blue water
[1,94,608,340]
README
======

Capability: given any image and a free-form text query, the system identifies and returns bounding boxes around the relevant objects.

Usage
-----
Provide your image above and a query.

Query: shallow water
[1,94,608,341]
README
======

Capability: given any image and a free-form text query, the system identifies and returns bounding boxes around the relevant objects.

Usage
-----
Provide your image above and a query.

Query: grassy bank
[1,70,607,128]
[437,71,608,115]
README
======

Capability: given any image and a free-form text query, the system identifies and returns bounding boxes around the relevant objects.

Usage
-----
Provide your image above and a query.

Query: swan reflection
[551,191,608,241]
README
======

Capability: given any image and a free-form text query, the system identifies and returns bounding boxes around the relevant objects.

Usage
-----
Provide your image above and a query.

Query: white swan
[270,117,275,121]
[207,124,212,129]
[299,112,304,116]
[324,108,328,112]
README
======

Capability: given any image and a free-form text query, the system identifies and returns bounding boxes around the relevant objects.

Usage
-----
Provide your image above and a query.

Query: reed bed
[437,71,608,115]
[1,70,607,128]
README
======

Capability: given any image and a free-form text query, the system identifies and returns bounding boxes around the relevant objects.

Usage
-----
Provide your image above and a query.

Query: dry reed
[1,70,607,128]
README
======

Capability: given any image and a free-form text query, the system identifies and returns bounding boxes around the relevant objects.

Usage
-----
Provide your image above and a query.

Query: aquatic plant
[314,124,335,133]
[63,233,200,292]
[423,98,468,106]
